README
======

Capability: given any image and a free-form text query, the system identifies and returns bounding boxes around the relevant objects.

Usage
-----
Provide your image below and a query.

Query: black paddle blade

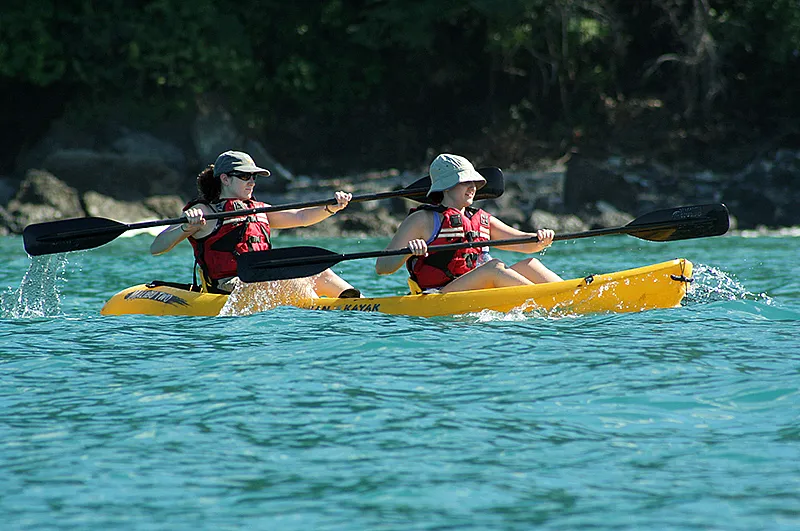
[627,203,730,242]
[23,217,128,256]
[237,246,343,282]
[423,167,504,204]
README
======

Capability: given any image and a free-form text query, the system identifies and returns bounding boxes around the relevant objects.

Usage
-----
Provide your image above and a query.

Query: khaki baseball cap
[213,151,271,177]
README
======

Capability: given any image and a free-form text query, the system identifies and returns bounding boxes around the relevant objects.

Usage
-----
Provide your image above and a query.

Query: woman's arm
[375,211,433,275]
[269,191,352,229]
[150,206,211,255]
[489,217,555,253]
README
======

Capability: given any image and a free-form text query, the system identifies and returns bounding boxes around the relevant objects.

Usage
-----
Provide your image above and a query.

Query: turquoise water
[2,231,799,530]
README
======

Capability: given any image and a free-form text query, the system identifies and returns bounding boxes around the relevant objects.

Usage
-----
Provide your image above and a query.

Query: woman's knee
[513,258,548,272]
[483,258,506,271]
[511,257,562,283]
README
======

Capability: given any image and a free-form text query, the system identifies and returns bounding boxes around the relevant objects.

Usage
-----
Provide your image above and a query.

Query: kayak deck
[100,259,693,317]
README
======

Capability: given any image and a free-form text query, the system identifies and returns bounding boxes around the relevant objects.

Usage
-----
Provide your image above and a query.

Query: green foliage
[0,0,65,85]
[722,0,800,64]
[1,0,798,166]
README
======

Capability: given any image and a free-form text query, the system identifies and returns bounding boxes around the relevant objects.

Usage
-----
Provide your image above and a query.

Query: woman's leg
[440,259,532,293]
[313,268,360,297]
[510,257,563,283]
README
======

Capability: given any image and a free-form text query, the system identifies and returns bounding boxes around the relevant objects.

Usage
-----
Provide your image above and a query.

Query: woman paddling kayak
[150,150,361,298]
[375,153,562,293]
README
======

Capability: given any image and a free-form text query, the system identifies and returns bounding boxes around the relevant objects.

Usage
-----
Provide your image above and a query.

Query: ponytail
[196,164,221,202]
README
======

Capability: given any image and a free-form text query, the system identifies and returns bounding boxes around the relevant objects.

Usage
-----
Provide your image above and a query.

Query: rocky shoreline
[2,114,799,241]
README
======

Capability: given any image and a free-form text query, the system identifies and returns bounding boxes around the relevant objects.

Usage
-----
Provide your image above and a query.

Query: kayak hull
[100,259,693,317]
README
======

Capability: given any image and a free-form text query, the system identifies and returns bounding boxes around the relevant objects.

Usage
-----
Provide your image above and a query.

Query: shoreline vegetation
[1,1,798,235]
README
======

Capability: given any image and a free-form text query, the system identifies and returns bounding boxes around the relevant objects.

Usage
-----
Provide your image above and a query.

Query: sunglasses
[227,171,259,182]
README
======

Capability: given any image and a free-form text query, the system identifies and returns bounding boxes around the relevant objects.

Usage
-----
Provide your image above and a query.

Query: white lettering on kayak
[124,290,190,307]
[307,303,381,312]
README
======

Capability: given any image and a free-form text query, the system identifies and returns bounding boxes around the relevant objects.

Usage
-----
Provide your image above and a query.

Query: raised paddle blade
[625,203,730,242]
[237,246,345,282]
[23,217,129,256]
[476,167,505,200]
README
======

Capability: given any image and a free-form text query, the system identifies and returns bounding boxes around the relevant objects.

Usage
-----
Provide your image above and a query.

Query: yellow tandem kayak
[100,258,693,317]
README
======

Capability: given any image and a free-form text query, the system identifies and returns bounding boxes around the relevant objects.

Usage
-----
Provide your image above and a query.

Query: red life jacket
[186,199,272,289]
[407,205,492,290]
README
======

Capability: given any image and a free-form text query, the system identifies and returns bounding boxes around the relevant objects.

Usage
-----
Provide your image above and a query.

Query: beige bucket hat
[428,154,486,195]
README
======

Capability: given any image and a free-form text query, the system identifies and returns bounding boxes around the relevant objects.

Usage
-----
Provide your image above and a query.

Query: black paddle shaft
[236,203,730,282]
[22,168,505,256]
[28,184,437,244]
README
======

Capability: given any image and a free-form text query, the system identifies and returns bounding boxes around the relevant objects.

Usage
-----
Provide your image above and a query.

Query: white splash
[218,276,318,316]
[686,264,773,305]
[1,254,68,318]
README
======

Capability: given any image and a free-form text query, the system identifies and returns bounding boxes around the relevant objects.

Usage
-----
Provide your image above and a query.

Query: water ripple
[2,235,800,530]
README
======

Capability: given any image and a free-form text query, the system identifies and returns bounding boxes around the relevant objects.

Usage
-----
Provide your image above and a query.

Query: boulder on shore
[3,170,85,233]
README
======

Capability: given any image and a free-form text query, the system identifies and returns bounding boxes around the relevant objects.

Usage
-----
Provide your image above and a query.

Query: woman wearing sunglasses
[151,150,360,297]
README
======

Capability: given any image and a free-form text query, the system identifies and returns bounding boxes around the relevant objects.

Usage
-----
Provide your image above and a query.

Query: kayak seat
[338,288,362,298]
[407,278,423,295]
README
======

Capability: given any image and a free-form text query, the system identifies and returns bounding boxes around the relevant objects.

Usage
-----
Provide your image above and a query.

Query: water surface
[2,232,798,530]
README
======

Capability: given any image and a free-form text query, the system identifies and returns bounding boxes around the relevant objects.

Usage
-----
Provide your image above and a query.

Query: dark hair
[196,164,221,202]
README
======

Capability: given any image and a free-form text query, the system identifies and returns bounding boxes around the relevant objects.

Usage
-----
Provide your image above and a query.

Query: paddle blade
[423,167,504,204]
[237,246,344,282]
[23,217,128,256]
[627,203,730,242]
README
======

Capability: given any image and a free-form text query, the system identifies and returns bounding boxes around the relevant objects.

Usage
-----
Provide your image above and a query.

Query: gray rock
[724,149,800,228]
[243,138,294,185]
[564,156,641,212]
[111,129,187,175]
[579,201,634,229]
[5,204,69,233]
[143,196,188,219]
[192,100,240,165]
[191,99,294,186]
[9,169,84,214]
[529,210,588,233]
[0,177,18,207]
[277,208,400,238]
[4,170,85,232]
[40,149,187,200]
[494,205,528,229]
[83,191,160,223]
[14,119,99,177]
